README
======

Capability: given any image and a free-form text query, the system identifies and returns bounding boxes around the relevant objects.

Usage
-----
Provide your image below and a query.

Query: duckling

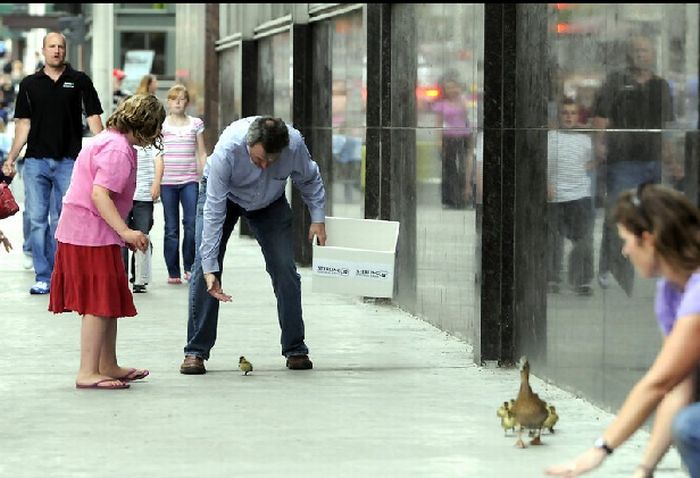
[497,400,510,418]
[510,356,549,448]
[239,356,253,375]
[501,409,518,436]
[543,404,559,433]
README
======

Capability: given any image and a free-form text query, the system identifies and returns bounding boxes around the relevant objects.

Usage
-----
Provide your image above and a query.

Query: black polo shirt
[14,63,103,160]
[593,68,673,164]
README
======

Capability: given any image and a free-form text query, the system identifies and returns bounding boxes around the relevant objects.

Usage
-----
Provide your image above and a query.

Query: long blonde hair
[106,94,165,149]
[135,74,157,95]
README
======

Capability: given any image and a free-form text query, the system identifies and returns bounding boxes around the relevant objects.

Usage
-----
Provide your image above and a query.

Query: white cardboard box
[312,216,400,298]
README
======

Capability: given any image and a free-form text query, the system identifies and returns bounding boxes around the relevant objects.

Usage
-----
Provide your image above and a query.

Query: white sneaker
[29,281,50,295]
[23,255,33,270]
[598,272,612,289]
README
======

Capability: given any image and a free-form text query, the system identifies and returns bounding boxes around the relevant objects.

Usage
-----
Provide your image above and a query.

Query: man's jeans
[160,182,197,279]
[599,160,661,275]
[673,403,700,477]
[23,158,74,283]
[185,178,308,360]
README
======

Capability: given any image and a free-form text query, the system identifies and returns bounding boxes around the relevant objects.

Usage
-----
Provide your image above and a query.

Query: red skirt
[49,242,137,318]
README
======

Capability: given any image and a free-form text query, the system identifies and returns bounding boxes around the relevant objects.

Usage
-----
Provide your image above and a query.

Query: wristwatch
[594,437,614,455]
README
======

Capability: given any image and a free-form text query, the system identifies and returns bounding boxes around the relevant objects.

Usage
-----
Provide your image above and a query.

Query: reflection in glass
[330,12,366,219]
[414,4,483,342]
[544,3,699,410]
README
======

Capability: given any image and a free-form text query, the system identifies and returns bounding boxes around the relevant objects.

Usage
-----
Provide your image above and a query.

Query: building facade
[79,3,700,414]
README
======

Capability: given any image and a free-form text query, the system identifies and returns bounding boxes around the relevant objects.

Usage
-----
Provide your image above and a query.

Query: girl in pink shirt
[49,94,165,390]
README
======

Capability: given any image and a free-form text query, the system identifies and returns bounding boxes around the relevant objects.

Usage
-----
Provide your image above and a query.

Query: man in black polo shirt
[592,34,682,296]
[1,32,103,295]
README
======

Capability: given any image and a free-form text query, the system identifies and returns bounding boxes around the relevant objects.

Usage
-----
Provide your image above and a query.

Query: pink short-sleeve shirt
[55,129,136,246]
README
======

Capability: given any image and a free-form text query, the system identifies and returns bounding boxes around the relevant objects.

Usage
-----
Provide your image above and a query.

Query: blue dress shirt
[200,116,326,274]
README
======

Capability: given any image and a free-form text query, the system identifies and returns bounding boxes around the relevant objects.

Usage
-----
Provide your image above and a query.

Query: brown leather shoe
[180,355,206,375]
[286,354,313,370]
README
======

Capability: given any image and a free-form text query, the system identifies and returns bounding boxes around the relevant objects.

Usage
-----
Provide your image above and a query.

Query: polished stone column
[479,3,549,364]
[291,23,314,266]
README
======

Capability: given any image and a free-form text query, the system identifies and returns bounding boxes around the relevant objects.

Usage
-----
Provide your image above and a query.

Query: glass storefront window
[413,4,484,342]
[331,11,366,219]
[544,3,699,408]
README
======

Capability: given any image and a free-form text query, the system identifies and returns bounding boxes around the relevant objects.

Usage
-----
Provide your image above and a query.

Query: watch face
[594,438,612,454]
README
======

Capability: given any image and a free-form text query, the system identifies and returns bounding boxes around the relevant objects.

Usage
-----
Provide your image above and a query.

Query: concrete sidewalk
[0,192,687,477]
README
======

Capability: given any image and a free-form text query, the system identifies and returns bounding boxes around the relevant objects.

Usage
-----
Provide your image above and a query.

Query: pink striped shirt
[160,115,205,185]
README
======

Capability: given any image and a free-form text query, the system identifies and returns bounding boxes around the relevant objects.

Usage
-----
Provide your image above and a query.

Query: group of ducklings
[497,400,558,436]
[496,356,559,448]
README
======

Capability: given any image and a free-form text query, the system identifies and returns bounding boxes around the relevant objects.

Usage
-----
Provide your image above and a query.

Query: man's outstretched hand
[204,272,232,302]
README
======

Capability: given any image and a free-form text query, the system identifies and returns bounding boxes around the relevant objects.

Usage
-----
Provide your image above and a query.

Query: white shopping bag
[134,241,152,285]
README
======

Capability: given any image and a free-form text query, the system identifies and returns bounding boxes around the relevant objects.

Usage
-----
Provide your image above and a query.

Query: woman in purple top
[431,71,474,209]
[546,183,700,477]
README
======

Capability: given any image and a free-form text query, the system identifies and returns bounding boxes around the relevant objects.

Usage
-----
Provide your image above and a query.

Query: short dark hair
[561,97,577,107]
[246,116,289,154]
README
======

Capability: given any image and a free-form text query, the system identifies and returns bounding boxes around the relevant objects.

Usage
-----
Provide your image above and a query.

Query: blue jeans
[599,160,661,275]
[184,178,308,359]
[23,158,74,283]
[673,403,700,477]
[17,159,30,255]
[160,182,198,278]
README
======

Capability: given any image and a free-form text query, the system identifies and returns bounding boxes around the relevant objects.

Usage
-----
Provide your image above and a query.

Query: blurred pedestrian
[153,84,206,284]
[546,98,595,296]
[121,145,157,293]
[112,68,130,109]
[593,34,679,295]
[1,32,103,295]
[135,74,158,96]
[431,70,474,209]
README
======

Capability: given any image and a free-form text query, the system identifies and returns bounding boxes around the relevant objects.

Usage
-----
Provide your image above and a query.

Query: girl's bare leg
[76,314,124,386]
[99,319,148,379]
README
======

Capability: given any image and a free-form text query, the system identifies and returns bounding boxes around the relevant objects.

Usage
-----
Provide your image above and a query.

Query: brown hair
[167,84,190,102]
[106,94,165,149]
[135,74,157,95]
[614,184,700,273]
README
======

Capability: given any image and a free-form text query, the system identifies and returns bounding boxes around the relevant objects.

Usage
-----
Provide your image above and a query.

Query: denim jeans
[160,182,198,279]
[599,160,661,276]
[672,403,700,477]
[122,200,154,283]
[185,178,308,360]
[17,158,33,255]
[23,157,74,283]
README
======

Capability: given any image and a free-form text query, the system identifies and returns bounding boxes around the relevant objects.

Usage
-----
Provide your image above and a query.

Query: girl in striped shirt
[153,84,207,284]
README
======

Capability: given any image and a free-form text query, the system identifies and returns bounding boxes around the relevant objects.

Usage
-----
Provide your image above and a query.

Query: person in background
[122,144,158,293]
[545,184,700,477]
[546,98,595,296]
[48,94,165,390]
[593,34,680,295]
[1,32,103,295]
[135,74,158,96]
[431,70,474,210]
[180,116,326,375]
[112,68,130,109]
[152,84,206,284]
